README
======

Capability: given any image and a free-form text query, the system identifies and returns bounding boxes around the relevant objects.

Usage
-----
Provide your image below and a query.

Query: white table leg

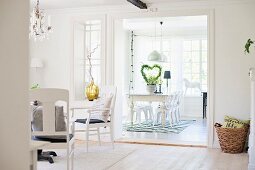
[130,101,134,125]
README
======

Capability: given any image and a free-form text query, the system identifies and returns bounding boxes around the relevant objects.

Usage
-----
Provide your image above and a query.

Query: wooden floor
[105,143,248,170]
[39,141,248,170]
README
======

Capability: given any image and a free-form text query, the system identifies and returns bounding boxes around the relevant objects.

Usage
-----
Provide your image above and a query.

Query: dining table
[70,100,98,116]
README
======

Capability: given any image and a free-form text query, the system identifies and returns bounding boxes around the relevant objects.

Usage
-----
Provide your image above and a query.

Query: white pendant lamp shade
[148,50,161,61]
[148,50,166,62]
[147,21,167,62]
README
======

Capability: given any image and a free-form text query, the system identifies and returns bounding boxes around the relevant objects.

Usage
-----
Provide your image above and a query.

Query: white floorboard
[37,142,248,170]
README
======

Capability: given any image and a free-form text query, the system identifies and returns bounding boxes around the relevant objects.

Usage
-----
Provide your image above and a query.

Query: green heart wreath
[141,64,162,85]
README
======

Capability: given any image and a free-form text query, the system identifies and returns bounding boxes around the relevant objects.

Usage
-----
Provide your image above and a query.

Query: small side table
[201,92,207,119]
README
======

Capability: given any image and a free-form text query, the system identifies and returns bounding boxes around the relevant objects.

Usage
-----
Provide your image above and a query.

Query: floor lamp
[164,71,171,91]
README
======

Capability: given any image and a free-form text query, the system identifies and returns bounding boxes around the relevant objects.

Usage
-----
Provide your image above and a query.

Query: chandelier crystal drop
[29,0,52,41]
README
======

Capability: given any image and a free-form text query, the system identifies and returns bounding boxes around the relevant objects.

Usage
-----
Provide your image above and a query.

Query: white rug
[37,143,135,170]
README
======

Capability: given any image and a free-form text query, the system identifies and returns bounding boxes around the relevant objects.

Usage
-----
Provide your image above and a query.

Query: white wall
[30,14,72,89]
[114,20,130,137]
[30,0,255,146]
[183,97,203,118]
[0,0,30,169]
[213,1,255,146]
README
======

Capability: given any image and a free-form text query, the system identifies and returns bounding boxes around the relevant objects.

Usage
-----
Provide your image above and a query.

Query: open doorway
[114,15,208,146]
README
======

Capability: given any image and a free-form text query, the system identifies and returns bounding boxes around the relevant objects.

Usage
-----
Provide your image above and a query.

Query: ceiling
[31,0,201,9]
[123,15,207,35]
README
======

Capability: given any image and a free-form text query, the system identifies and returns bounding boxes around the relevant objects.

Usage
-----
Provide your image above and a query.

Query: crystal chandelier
[29,0,52,41]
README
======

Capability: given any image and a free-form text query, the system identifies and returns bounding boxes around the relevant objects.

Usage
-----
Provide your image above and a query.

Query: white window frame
[70,15,106,101]
[183,38,207,96]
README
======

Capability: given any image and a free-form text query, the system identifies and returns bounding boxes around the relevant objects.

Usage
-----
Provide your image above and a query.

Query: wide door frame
[107,9,215,148]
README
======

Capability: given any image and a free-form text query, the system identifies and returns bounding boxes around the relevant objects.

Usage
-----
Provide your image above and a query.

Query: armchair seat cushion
[75,119,110,124]
[33,134,74,143]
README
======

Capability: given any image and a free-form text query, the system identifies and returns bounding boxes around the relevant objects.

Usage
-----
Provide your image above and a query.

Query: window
[85,20,101,85]
[160,39,174,90]
[183,39,207,95]
[73,20,103,100]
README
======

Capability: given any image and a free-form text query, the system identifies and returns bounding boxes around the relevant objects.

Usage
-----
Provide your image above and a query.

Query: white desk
[30,141,50,170]
[128,93,169,127]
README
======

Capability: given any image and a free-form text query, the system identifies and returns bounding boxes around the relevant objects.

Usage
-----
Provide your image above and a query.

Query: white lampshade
[30,58,43,68]
[148,50,166,62]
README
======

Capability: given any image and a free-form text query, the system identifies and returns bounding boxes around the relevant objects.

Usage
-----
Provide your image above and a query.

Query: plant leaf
[245,38,254,54]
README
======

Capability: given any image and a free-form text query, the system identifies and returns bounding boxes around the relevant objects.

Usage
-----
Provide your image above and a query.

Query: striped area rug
[123,120,195,134]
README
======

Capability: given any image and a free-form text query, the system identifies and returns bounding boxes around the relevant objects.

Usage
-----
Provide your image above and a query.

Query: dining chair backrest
[165,94,175,109]
[99,86,117,116]
[30,88,69,134]
[170,91,182,107]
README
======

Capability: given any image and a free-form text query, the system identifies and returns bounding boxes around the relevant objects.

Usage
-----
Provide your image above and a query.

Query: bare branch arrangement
[86,44,99,81]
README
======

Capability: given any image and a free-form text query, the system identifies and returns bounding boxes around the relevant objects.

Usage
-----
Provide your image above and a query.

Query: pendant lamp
[148,21,166,62]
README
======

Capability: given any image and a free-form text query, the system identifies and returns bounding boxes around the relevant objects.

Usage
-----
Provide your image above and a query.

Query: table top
[127,93,170,102]
[128,93,170,96]
[70,100,98,110]
[30,140,50,151]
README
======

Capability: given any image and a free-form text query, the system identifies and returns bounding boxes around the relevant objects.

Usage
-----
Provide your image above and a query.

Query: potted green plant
[31,84,40,89]
[141,64,162,93]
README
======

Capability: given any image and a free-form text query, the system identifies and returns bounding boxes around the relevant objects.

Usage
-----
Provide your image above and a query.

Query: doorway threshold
[115,138,207,148]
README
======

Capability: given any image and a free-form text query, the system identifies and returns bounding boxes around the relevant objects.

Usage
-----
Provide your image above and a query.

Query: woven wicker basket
[215,124,249,153]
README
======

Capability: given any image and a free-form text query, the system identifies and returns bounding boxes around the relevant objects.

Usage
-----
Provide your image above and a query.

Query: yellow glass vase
[86,81,99,101]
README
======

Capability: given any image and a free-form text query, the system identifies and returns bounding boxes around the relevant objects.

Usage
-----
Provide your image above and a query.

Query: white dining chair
[174,91,183,123]
[155,91,183,126]
[155,94,175,126]
[30,88,75,170]
[75,86,117,152]
[133,103,154,124]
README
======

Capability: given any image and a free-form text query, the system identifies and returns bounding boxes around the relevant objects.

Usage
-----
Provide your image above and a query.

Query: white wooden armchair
[30,88,75,170]
[75,86,117,151]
